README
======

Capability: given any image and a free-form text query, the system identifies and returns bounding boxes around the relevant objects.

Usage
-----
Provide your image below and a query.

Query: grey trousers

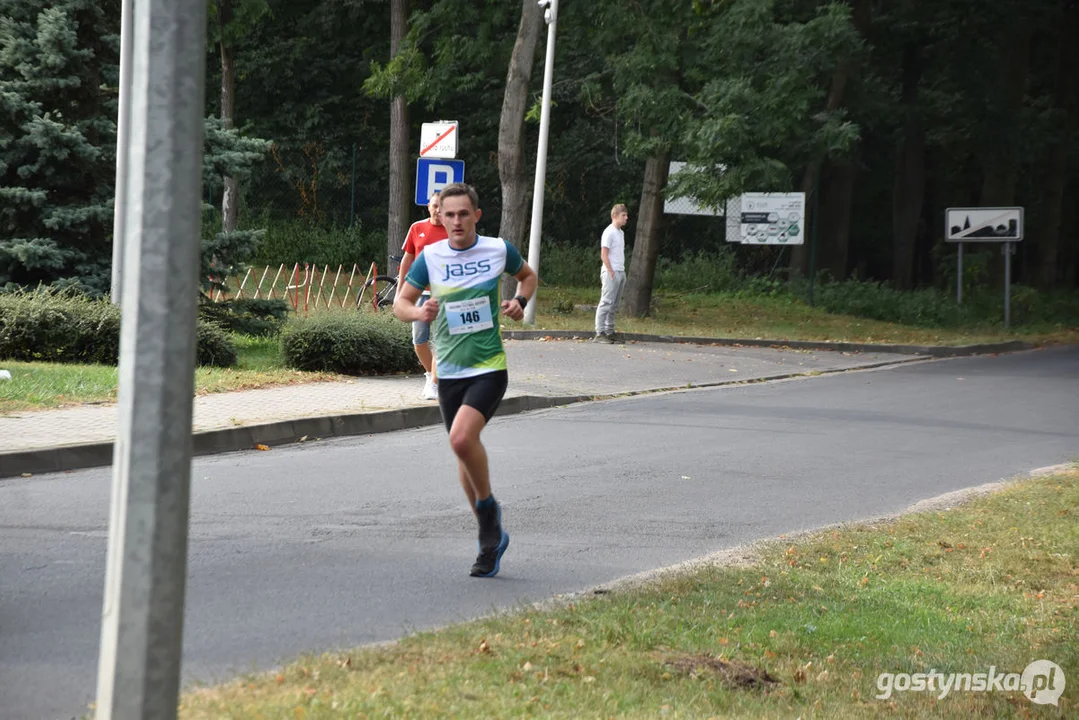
[594,269,626,335]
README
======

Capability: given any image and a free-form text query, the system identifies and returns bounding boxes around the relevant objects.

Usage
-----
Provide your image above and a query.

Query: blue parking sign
[415,158,465,205]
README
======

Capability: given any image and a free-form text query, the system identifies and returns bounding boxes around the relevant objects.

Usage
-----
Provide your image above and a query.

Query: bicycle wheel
[362,275,398,310]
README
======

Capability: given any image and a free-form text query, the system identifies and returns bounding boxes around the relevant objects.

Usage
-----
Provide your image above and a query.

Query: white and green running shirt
[405,235,524,380]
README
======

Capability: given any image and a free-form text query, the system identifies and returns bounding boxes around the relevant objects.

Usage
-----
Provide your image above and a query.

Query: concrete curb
[501,330,1035,358]
[0,394,593,479]
[0,357,928,479]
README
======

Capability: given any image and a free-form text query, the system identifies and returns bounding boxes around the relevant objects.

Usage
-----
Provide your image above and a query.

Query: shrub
[0,287,94,362]
[280,309,420,375]
[538,242,596,287]
[196,321,239,367]
[802,277,1079,328]
[811,279,975,327]
[0,286,237,367]
[199,297,290,337]
[69,298,124,364]
[655,249,743,293]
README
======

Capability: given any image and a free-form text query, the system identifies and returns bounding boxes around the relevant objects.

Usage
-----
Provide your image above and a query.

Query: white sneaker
[421,373,438,400]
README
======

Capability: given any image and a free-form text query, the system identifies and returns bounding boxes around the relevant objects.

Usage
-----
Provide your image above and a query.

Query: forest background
[2,0,1077,322]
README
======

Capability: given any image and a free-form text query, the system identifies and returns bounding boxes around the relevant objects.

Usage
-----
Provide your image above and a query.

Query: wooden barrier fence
[211,262,387,312]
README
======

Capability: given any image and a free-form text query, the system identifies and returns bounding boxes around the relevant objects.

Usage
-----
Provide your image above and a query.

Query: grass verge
[178,466,1077,719]
[0,336,339,414]
[532,287,1079,347]
[4,288,1075,413]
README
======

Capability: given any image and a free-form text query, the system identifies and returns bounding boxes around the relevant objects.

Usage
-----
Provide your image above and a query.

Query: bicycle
[360,254,401,311]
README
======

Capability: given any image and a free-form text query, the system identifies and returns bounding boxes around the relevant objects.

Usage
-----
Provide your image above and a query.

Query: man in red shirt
[397,191,448,399]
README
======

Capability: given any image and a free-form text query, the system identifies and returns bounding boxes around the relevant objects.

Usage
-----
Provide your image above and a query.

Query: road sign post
[415,158,464,206]
[419,121,458,159]
[957,242,963,304]
[110,0,135,305]
[95,0,207,716]
[945,207,1024,328]
[524,0,559,325]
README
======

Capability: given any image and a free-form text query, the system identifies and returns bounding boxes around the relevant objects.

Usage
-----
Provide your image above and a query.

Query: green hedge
[195,322,239,367]
[0,288,237,367]
[280,309,420,375]
[198,297,290,337]
[808,279,1079,328]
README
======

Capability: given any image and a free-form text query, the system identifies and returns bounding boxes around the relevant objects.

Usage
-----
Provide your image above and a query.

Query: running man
[392,183,537,578]
[398,191,448,399]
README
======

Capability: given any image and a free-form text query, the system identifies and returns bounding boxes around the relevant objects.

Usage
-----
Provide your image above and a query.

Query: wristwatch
[515,295,528,310]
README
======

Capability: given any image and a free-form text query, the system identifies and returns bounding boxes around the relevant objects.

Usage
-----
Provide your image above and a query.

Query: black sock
[475,496,501,549]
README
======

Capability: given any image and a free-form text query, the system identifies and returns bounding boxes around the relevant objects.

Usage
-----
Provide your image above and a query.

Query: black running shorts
[437,370,509,432]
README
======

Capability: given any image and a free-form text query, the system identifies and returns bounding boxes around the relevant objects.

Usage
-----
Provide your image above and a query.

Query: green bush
[538,242,597,287]
[1004,285,1079,326]
[0,287,121,363]
[655,249,743,293]
[280,309,420,375]
[196,321,239,367]
[0,286,238,367]
[199,297,290,337]
[811,279,976,327]
[540,244,753,295]
[805,278,1079,328]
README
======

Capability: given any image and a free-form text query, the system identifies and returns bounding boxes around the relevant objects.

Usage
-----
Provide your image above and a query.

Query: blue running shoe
[470,530,509,577]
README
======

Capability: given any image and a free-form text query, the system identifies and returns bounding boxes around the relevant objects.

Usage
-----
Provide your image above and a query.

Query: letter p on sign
[415,158,465,205]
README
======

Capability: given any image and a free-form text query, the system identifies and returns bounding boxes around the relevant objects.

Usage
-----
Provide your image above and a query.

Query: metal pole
[807,166,821,306]
[956,242,963,305]
[95,0,207,715]
[110,0,134,304]
[1003,242,1012,329]
[523,0,558,325]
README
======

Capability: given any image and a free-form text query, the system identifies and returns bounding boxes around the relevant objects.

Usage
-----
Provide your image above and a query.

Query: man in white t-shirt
[594,203,629,343]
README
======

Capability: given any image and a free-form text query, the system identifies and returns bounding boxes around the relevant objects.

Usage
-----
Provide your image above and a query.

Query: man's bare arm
[397,252,415,290]
[499,262,538,321]
[393,281,437,323]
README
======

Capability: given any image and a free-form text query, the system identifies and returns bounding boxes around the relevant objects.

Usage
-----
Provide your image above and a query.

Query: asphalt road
[2,346,1076,719]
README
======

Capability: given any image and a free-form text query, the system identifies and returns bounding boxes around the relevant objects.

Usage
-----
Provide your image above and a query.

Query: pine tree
[201,116,271,295]
[0,0,118,295]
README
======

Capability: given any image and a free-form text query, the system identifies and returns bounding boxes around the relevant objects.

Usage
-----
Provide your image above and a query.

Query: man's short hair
[440,183,479,210]
[611,203,627,217]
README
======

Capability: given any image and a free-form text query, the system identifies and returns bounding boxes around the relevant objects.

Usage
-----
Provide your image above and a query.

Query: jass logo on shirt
[440,259,492,282]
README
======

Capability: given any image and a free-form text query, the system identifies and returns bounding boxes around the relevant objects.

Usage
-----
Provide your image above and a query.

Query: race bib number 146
[445,297,494,335]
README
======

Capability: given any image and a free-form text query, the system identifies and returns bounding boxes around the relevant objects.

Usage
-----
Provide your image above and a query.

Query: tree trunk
[386,0,411,267]
[1035,1,1077,289]
[789,0,869,282]
[979,35,1030,208]
[891,42,924,290]
[218,0,238,235]
[497,0,542,299]
[622,151,670,317]
[820,160,857,280]
[789,66,847,281]
[978,28,1031,284]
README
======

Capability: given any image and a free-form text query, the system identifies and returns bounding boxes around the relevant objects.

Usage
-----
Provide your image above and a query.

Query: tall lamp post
[523,0,558,325]
[110,0,134,304]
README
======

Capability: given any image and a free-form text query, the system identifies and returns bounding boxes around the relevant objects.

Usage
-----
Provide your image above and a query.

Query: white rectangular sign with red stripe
[420,121,458,159]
